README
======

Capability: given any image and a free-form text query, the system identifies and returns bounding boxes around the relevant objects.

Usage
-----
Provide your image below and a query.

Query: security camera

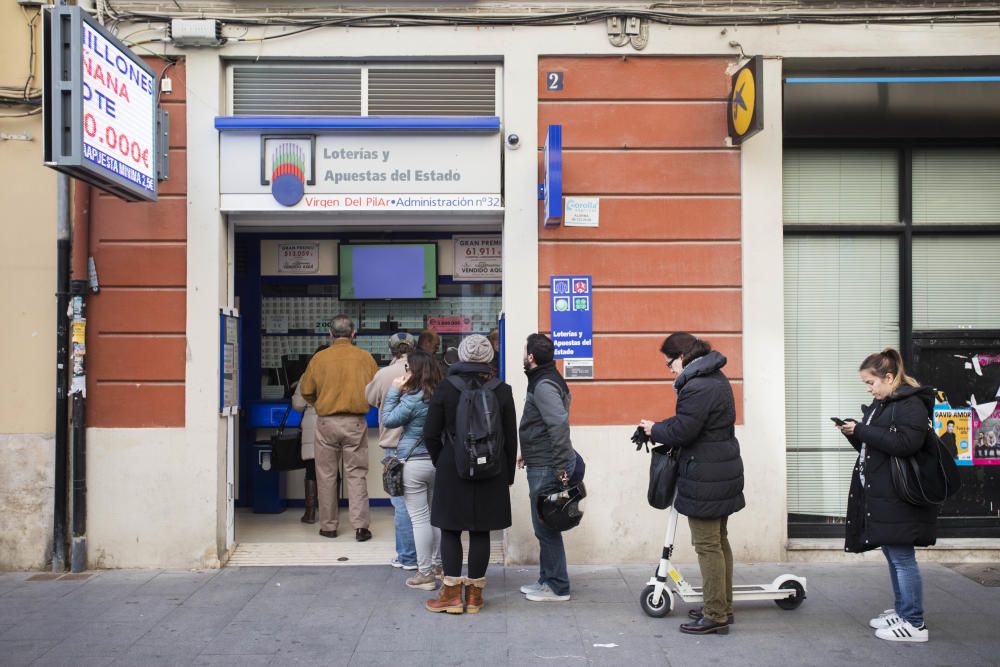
[505,133,521,150]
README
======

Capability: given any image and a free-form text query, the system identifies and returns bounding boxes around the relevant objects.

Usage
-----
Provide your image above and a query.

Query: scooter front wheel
[774,579,806,610]
[640,584,673,618]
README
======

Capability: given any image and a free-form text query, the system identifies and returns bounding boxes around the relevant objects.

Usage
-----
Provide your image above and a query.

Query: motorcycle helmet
[536,482,587,532]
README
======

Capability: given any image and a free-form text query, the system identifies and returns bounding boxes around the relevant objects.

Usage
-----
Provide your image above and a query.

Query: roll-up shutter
[367,67,497,116]
[232,66,362,116]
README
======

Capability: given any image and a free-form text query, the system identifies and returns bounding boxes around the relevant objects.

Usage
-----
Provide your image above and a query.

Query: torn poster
[971,405,1000,466]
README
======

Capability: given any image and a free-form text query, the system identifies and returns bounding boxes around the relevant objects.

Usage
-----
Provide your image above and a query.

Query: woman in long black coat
[838,348,938,643]
[422,334,517,614]
[639,333,744,636]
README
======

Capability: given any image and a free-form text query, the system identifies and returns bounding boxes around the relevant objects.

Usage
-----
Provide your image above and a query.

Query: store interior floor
[231,506,504,567]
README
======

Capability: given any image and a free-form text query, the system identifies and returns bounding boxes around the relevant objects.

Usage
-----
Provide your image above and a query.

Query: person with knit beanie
[422,334,518,614]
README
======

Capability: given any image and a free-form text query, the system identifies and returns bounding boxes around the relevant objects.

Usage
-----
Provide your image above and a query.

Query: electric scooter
[639,497,807,618]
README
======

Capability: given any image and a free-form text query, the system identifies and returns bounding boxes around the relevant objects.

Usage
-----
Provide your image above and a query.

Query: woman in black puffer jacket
[639,333,744,636]
[838,348,938,644]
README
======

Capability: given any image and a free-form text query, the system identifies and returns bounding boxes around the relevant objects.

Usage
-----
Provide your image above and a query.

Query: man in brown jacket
[299,314,378,541]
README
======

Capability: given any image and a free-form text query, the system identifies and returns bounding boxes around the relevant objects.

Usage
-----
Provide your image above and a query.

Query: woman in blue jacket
[382,350,443,591]
[639,333,744,636]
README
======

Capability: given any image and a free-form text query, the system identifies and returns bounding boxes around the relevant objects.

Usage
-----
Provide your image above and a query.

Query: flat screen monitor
[339,243,437,300]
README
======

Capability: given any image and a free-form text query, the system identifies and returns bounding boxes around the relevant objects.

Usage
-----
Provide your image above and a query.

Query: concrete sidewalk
[0,561,997,666]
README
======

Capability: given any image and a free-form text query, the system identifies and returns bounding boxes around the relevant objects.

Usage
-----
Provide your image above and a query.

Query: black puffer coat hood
[843,385,939,553]
[650,351,745,519]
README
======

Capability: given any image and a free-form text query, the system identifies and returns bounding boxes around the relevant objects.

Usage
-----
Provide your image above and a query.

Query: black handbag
[382,443,419,497]
[271,405,305,472]
[888,405,961,507]
[647,445,680,510]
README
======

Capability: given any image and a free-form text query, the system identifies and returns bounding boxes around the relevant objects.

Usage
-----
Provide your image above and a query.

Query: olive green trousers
[687,515,734,623]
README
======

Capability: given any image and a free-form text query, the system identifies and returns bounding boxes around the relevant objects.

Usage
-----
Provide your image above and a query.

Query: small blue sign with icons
[550,275,593,359]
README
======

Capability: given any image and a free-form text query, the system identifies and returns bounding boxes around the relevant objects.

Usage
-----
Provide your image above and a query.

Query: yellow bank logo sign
[728,57,763,145]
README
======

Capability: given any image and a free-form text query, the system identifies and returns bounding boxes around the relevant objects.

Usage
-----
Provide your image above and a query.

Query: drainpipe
[69,182,91,573]
[52,175,71,572]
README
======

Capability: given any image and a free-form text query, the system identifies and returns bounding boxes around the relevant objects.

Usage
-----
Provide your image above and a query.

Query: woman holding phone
[837,348,938,643]
[381,350,444,591]
[638,333,745,635]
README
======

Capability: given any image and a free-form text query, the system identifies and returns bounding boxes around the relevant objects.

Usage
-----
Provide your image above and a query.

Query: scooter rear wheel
[640,584,673,618]
[774,579,806,610]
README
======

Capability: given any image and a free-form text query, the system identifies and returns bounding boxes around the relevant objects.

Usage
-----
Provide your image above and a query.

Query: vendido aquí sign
[218,120,502,213]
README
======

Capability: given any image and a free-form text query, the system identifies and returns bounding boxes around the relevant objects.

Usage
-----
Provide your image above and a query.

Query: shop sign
[219,131,502,212]
[428,316,474,334]
[453,235,502,281]
[564,197,600,227]
[728,56,764,145]
[550,275,593,360]
[564,358,594,380]
[43,5,159,202]
[277,242,320,274]
[542,125,563,227]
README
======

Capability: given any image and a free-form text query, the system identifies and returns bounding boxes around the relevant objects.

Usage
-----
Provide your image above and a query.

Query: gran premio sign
[43,5,159,202]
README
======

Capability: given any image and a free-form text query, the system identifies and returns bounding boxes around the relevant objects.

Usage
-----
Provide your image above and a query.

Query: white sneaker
[875,620,928,643]
[525,584,571,602]
[869,608,901,629]
[390,558,418,571]
[520,582,545,595]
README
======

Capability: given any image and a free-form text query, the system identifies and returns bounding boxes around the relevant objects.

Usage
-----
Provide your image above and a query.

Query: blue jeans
[882,545,924,626]
[527,466,570,596]
[385,449,416,565]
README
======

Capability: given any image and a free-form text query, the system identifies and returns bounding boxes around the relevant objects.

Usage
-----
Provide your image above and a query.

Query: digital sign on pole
[44,6,159,202]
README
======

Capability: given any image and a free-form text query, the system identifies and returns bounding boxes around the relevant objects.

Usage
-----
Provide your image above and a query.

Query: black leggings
[440,529,490,579]
[304,459,316,482]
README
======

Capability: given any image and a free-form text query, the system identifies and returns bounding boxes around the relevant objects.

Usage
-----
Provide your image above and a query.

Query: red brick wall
[538,56,742,426]
[87,59,187,427]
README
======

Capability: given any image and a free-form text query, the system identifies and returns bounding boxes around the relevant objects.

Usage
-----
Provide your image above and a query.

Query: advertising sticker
[453,236,502,281]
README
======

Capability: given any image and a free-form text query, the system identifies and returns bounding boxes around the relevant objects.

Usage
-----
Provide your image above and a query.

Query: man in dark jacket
[519,333,576,602]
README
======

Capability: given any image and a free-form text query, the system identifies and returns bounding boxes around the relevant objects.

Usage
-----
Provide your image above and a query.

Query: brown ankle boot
[464,576,486,614]
[425,576,464,614]
[301,480,317,524]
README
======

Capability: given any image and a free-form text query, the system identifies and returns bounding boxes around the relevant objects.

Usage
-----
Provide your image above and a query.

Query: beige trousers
[314,414,370,532]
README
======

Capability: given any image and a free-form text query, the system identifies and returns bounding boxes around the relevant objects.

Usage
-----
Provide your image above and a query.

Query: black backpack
[446,375,504,480]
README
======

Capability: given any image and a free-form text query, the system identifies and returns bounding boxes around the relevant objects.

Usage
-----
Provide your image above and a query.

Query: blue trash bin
[252,440,284,514]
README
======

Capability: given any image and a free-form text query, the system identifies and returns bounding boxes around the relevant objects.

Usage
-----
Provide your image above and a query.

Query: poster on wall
[971,405,1000,466]
[934,408,972,466]
[278,242,319,274]
[453,236,502,281]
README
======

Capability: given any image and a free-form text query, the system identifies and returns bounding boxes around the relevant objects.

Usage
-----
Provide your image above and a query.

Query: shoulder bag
[271,405,305,471]
[888,404,962,507]
[647,445,681,510]
[382,442,420,497]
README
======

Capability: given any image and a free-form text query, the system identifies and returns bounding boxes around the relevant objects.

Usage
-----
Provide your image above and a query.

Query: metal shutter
[367,67,496,116]
[232,66,362,116]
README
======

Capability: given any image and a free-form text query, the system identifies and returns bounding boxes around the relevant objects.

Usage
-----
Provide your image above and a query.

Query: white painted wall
[78,18,1000,567]
[88,428,219,568]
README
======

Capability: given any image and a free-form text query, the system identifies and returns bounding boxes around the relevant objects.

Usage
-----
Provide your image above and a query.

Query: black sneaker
[356,528,372,542]
[319,529,337,538]
[688,607,735,624]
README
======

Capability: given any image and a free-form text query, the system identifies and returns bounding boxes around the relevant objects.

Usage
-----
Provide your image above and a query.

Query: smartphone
[830,417,847,426]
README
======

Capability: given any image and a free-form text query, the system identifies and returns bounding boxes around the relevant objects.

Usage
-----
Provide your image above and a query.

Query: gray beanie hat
[458,334,494,363]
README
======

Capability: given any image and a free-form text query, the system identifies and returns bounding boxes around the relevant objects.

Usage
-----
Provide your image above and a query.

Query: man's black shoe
[319,530,337,538]
[679,616,730,635]
[356,528,372,542]
[688,607,735,624]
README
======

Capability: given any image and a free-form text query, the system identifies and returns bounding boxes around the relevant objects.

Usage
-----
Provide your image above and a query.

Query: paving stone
[191,655,274,666]
[135,606,242,646]
[0,638,60,666]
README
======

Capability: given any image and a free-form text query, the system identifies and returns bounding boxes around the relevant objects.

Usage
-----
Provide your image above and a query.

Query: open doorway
[230,228,503,566]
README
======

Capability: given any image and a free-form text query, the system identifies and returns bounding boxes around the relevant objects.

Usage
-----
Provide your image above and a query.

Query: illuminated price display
[80,21,156,195]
